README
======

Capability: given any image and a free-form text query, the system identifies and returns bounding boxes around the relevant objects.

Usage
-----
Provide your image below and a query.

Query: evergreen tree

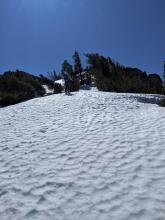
[73,51,82,82]
[61,59,80,92]
[61,60,73,76]
[163,61,165,86]
[86,53,163,94]
[73,51,82,74]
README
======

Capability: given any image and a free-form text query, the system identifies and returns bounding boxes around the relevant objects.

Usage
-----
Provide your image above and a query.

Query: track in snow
[0,88,165,220]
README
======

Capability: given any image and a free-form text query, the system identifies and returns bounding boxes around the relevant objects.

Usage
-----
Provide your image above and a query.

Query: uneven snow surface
[0,89,165,220]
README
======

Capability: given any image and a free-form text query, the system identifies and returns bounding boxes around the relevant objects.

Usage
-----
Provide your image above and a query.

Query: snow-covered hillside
[0,88,165,220]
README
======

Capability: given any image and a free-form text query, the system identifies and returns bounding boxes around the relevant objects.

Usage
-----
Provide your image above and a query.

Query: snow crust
[0,88,165,220]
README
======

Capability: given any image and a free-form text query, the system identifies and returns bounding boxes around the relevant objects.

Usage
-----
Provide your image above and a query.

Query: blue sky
[0,0,165,77]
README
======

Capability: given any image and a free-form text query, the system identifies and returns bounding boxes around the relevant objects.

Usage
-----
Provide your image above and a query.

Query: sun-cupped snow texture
[0,88,165,220]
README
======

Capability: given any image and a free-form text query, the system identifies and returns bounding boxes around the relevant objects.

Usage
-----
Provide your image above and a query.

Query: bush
[157,99,165,107]
[54,83,63,94]
[0,93,23,107]
[0,83,36,107]
[39,74,54,90]
[0,70,46,107]
[70,78,80,92]
[86,53,163,95]
[25,77,45,96]
[161,87,165,95]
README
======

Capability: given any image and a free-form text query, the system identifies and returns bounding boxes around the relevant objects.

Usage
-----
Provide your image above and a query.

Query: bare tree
[47,70,59,81]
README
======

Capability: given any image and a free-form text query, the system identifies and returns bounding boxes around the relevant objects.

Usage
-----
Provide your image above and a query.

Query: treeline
[0,51,85,107]
[86,53,164,94]
[0,70,56,107]
[0,51,164,107]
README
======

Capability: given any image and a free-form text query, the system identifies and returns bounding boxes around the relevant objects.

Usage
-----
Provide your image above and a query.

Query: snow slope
[0,88,165,220]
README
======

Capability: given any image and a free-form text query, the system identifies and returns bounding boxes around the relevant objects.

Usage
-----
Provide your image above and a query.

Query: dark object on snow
[86,53,163,94]
[54,83,63,94]
[0,70,45,107]
[63,72,72,95]
[157,99,165,107]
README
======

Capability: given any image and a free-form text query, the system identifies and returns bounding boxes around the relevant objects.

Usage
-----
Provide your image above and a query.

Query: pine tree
[72,51,82,82]
[61,59,80,92]
[61,60,73,76]
[163,61,165,86]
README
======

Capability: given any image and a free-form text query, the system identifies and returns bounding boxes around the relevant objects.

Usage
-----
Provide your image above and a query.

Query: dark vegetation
[39,74,54,90]
[54,83,63,94]
[0,70,46,107]
[86,53,164,95]
[0,51,164,107]
[158,99,165,107]
[47,70,61,82]
[61,52,81,92]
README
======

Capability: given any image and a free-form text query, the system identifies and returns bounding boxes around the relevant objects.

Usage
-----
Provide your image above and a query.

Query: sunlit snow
[0,88,165,220]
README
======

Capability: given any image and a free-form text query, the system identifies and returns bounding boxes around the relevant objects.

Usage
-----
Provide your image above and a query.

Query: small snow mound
[42,85,54,95]
[55,79,64,86]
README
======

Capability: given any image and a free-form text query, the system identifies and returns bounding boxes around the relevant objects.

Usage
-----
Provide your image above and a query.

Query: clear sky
[0,0,165,77]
